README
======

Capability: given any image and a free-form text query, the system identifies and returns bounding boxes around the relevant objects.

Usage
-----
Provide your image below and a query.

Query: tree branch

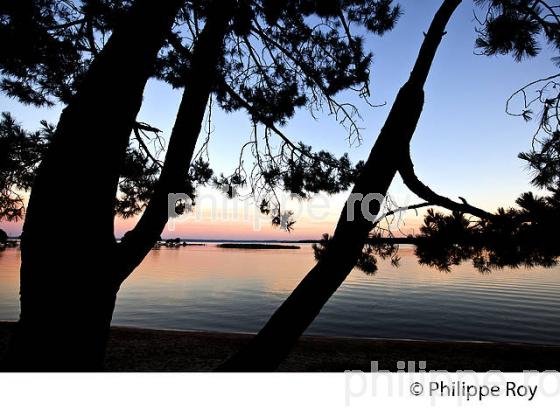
[399,151,495,220]
[132,122,164,167]
[375,202,432,223]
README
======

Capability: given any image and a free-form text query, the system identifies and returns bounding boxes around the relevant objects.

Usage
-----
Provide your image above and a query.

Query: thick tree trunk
[3,0,182,371]
[117,1,234,281]
[217,0,462,372]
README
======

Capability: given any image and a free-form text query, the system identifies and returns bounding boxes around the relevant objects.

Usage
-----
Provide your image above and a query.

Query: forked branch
[399,151,495,221]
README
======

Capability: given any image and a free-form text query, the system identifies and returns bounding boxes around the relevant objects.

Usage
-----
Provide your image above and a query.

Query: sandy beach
[1,321,558,371]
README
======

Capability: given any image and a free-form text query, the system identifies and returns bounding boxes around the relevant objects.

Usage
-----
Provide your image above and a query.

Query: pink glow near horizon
[0,214,423,240]
[0,191,425,240]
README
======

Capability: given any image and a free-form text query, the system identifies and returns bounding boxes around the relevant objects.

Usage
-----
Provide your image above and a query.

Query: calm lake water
[1,244,559,344]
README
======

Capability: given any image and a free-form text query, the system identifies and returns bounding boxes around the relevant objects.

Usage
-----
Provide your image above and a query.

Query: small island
[217,243,300,250]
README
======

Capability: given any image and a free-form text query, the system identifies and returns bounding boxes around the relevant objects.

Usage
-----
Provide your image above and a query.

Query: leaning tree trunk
[116,0,234,282]
[218,0,462,372]
[3,0,182,371]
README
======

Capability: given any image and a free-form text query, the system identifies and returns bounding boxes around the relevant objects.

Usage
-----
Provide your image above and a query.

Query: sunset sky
[1,0,557,240]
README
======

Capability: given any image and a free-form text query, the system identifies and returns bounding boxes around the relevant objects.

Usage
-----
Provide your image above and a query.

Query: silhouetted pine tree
[219,0,560,371]
[414,0,560,271]
[476,0,559,191]
[0,0,401,370]
[219,0,463,371]
[1,0,186,370]
[0,113,52,221]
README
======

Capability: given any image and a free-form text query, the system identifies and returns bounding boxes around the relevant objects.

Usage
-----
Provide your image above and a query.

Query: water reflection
[0,244,559,344]
[414,209,560,272]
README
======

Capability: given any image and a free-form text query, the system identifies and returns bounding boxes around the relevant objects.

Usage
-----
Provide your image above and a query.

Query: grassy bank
[1,322,558,371]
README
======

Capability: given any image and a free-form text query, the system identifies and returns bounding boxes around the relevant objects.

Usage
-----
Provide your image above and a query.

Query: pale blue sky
[1,0,557,238]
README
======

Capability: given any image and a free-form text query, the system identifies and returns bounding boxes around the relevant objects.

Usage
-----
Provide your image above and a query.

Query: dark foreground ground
[1,322,558,371]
